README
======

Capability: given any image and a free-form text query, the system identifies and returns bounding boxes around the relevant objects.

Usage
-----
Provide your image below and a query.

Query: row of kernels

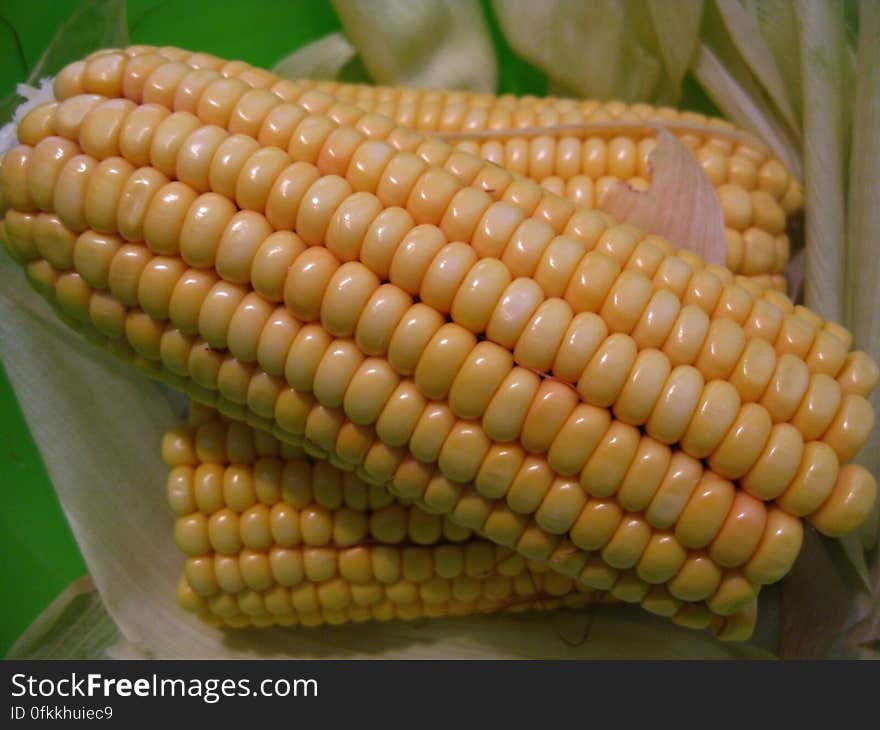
[179,404,796,604]
[176,574,598,628]
[175,511,750,617]
[180,575,756,639]
[46,270,792,596]
[176,538,753,631]
[181,541,532,594]
[60,164,852,472]
[717,186,786,235]
[49,48,796,298]
[160,390,768,615]
[169,469,472,551]
[166,460,397,515]
[161,419,303,465]
[187,352,860,569]
[292,80,796,241]
[458,135,648,183]
[178,412,788,607]
[39,54,796,312]
[542,173,650,209]
[112,205,873,478]
[723,228,790,275]
[5,119,872,524]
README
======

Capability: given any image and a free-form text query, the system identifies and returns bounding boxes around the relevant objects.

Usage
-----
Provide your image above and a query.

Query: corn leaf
[785,247,806,303]
[847,0,880,551]
[272,32,357,81]
[797,0,848,323]
[745,0,804,123]
[647,0,704,99]
[713,0,800,136]
[27,0,128,83]
[839,533,872,591]
[781,530,879,659]
[694,1,802,175]
[491,0,665,102]
[331,0,497,91]
[6,577,120,659]
[600,128,727,265]
[1,0,127,127]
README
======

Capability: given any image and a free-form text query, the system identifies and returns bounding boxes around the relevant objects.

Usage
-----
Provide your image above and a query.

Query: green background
[0,0,716,655]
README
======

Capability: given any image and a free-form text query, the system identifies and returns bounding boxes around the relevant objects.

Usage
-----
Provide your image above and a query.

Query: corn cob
[165,408,613,629]
[0,281,755,637]
[294,79,797,291]
[50,47,798,290]
[4,104,875,530]
[166,407,756,639]
[0,164,868,592]
[11,233,809,599]
[0,48,875,638]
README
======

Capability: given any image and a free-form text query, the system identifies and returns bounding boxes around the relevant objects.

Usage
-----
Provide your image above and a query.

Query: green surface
[0,0,345,657]
[0,363,86,655]
[0,0,722,655]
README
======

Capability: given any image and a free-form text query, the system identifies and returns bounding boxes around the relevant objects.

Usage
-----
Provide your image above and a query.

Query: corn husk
[6,577,120,660]
[491,0,668,102]
[847,0,880,552]
[331,0,497,91]
[600,128,727,265]
[272,32,357,82]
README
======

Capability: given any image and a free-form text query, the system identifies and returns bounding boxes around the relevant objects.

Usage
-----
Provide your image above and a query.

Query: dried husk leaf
[6,577,120,659]
[744,0,803,122]
[713,0,800,136]
[798,0,849,324]
[272,32,357,81]
[848,0,880,552]
[780,530,879,659]
[491,0,665,102]
[600,127,726,265]
[331,0,497,91]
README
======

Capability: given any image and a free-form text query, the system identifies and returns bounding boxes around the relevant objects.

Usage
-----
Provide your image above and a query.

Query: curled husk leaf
[600,127,726,265]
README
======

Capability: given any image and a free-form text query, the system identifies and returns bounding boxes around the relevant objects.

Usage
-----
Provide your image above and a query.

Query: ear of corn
[167,411,604,629]
[53,48,802,290]
[1,46,876,641]
[166,407,757,639]
[55,47,802,289]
